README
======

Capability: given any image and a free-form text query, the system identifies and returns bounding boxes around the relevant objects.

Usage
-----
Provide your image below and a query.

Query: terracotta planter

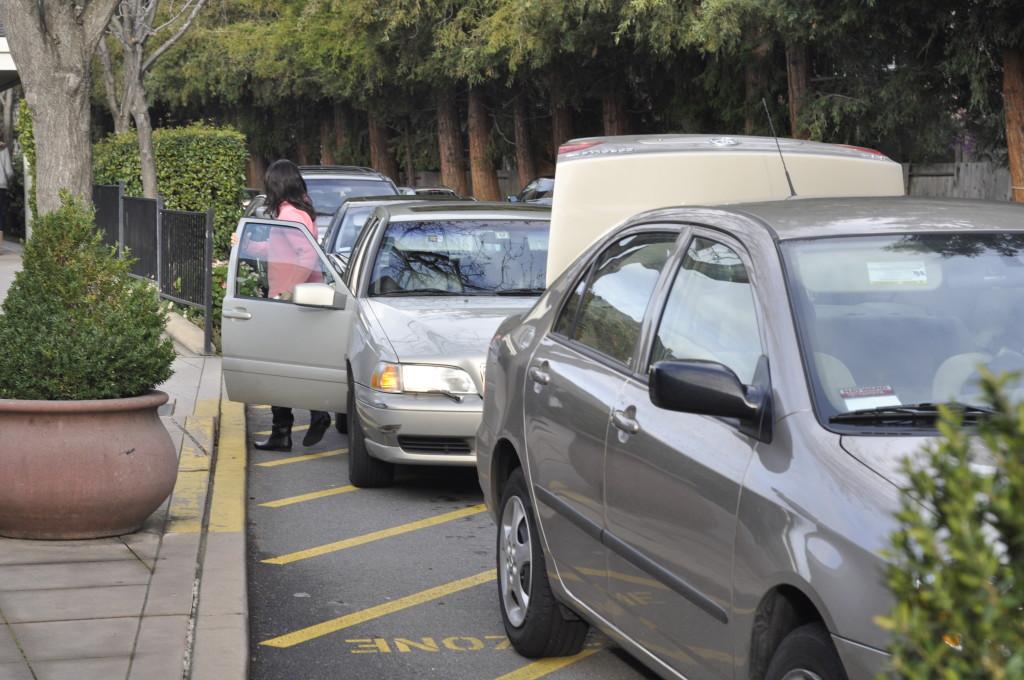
[0,390,178,539]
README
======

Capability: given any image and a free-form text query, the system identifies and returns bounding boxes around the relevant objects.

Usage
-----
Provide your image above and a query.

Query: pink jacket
[242,202,323,299]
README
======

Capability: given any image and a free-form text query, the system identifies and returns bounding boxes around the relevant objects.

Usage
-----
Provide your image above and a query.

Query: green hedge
[94,124,247,258]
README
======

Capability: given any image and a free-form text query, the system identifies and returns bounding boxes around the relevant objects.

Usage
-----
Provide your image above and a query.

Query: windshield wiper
[373,288,460,296]
[493,287,546,296]
[829,402,995,425]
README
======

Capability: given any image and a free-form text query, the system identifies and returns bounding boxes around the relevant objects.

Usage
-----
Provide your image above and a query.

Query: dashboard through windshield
[782,232,1024,425]
[368,219,550,296]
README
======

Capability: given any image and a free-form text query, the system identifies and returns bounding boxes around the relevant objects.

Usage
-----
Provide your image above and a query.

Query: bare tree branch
[143,0,207,72]
[97,38,124,125]
[82,0,121,49]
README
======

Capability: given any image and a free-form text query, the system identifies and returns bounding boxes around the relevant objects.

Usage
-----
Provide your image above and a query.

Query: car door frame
[222,216,356,411]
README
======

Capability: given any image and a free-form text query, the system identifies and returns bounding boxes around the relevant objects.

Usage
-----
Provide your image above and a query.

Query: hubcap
[781,671,824,680]
[499,495,532,627]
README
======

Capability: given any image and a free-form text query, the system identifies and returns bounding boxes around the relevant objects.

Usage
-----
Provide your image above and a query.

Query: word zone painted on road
[345,635,512,654]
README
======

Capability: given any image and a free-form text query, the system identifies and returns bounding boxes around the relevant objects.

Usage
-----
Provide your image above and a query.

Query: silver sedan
[476,197,1024,679]
[223,202,550,487]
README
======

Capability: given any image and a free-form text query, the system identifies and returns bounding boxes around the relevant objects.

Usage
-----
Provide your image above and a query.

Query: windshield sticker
[867,261,928,285]
[840,385,902,411]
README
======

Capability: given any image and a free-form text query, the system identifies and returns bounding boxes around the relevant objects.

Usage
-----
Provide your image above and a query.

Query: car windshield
[783,233,1024,425]
[332,205,376,254]
[368,219,550,296]
[305,178,396,216]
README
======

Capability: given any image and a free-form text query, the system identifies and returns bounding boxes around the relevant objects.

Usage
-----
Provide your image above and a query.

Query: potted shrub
[0,196,177,539]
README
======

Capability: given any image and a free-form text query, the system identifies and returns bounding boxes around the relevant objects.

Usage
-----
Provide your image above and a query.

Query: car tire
[334,412,348,434]
[497,467,588,658]
[765,623,849,680]
[346,383,394,488]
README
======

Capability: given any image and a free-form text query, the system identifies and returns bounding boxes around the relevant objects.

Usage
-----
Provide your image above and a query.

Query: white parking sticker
[867,261,928,285]
[840,385,901,411]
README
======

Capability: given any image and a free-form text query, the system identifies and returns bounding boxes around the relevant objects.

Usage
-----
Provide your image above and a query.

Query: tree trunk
[467,89,501,201]
[2,0,119,214]
[551,94,574,152]
[744,34,773,135]
[247,154,267,190]
[1003,48,1024,203]
[513,94,536,189]
[786,42,809,139]
[333,104,351,162]
[320,111,334,165]
[0,89,14,151]
[130,88,159,199]
[368,111,399,180]
[601,91,629,136]
[436,88,469,196]
[97,39,130,134]
[402,125,415,186]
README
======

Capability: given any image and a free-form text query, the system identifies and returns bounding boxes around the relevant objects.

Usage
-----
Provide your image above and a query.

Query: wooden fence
[902,162,1012,201]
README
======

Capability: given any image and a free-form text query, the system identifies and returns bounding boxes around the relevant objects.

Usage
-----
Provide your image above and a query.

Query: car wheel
[346,382,394,488]
[334,412,348,434]
[765,623,849,680]
[497,467,588,657]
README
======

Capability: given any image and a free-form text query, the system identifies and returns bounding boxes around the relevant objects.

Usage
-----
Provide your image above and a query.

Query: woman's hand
[230,232,240,247]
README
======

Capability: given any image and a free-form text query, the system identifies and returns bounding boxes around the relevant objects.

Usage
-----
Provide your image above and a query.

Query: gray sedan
[476,197,1024,679]
[223,202,550,487]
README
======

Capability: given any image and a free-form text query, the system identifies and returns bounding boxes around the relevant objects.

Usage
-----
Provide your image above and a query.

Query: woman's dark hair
[264,159,316,223]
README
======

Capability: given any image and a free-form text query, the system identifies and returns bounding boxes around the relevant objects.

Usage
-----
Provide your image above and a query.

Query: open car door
[222,217,354,412]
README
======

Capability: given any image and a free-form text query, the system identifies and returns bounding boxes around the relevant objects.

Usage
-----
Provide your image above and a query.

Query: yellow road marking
[263,504,487,565]
[255,424,310,436]
[494,647,602,680]
[260,570,496,648]
[210,400,247,533]
[259,485,359,508]
[255,449,347,468]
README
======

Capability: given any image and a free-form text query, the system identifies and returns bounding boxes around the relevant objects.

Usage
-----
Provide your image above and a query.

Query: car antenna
[761,97,797,198]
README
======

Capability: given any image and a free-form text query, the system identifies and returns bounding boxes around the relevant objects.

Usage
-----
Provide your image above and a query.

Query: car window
[344,215,379,289]
[333,205,376,254]
[304,178,397,216]
[367,219,550,296]
[650,237,762,384]
[235,222,331,302]
[569,232,677,365]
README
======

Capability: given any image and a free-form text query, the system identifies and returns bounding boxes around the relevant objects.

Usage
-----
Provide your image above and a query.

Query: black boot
[303,411,331,447]
[255,425,292,452]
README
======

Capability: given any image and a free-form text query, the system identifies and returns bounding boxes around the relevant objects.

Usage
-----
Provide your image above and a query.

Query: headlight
[370,362,477,396]
[402,364,476,395]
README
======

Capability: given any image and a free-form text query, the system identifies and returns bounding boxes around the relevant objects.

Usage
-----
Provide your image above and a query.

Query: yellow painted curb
[209,400,247,533]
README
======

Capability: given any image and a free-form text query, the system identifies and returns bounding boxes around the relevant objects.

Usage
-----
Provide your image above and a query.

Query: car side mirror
[292,282,346,310]
[649,359,772,442]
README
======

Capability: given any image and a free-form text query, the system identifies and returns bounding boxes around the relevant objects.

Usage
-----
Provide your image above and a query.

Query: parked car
[223,202,552,487]
[546,134,905,284]
[476,197,1024,679]
[508,176,554,205]
[321,194,472,260]
[245,166,399,240]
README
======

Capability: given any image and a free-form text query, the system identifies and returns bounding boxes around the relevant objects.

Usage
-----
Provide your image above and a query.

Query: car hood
[365,296,537,364]
[840,433,995,488]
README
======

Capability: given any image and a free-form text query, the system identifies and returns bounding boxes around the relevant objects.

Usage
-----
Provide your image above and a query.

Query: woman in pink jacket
[235,160,331,451]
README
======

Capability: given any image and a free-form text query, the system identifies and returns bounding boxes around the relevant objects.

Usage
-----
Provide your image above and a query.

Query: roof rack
[298,165,380,175]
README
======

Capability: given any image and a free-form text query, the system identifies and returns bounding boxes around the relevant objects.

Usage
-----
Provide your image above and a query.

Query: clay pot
[0,391,178,539]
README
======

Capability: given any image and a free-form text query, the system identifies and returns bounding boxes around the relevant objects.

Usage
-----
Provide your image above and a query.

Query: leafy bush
[0,195,175,400]
[176,259,261,351]
[882,370,1024,678]
[14,98,35,223]
[93,124,247,259]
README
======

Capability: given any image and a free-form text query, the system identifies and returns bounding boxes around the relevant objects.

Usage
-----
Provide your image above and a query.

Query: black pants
[270,406,329,430]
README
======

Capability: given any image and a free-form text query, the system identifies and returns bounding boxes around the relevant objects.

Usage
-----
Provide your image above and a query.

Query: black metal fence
[93,184,214,354]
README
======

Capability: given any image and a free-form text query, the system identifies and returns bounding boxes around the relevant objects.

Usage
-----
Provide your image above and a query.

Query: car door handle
[612,409,640,435]
[223,308,252,320]
[528,365,550,385]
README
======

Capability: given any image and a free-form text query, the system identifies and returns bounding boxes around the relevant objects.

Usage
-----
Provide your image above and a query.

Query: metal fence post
[117,182,125,258]
[155,196,164,292]
[203,208,215,355]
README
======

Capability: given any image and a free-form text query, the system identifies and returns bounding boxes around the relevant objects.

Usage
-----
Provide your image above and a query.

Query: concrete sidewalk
[0,244,249,680]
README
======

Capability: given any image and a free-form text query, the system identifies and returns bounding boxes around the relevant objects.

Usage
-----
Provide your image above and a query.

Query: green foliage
[179,260,261,351]
[881,371,1024,678]
[93,124,247,258]
[0,195,175,400]
[14,99,36,222]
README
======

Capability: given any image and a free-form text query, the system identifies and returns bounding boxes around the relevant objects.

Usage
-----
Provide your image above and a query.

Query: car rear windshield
[782,233,1024,424]
[305,178,397,216]
[368,219,550,296]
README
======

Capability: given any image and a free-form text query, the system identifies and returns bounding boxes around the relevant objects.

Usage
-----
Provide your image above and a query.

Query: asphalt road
[245,405,658,680]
